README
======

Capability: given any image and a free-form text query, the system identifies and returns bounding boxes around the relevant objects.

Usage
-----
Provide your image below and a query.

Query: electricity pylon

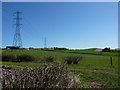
[13,11,23,47]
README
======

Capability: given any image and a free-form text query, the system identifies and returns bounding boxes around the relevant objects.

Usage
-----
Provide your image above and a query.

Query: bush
[65,56,73,64]
[2,64,81,88]
[2,54,16,62]
[65,56,82,64]
[102,48,111,52]
[73,56,82,64]
[53,47,68,50]
[17,54,35,62]
[44,56,55,62]
[2,54,35,62]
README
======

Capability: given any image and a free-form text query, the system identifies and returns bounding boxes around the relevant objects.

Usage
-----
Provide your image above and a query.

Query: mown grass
[1,49,119,88]
[74,70,118,88]
[61,48,119,56]
[2,49,118,66]
[69,64,119,88]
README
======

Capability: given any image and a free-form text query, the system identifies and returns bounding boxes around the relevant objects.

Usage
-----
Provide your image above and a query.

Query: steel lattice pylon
[44,37,47,48]
[13,11,23,47]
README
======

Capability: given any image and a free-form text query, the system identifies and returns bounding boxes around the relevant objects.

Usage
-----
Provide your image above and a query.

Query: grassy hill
[59,48,119,56]
[1,49,119,88]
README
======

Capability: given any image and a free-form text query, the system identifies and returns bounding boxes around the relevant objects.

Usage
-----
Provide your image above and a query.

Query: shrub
[73,56,82,64]
[2,54,35,62]
[102,47,111,52]
[2,54,16,62]
[53,47,68,50]
[2,64,81,88]
[44,56,55,62]
[65,56,73,64]
[65,56,82,64]
[17,54,35,62]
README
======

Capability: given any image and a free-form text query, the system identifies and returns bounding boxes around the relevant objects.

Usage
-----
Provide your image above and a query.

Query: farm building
[94,48,103,52]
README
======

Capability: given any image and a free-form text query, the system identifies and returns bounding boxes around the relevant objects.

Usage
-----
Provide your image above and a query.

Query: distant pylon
[44,37,47,48]
[13,11,23,47]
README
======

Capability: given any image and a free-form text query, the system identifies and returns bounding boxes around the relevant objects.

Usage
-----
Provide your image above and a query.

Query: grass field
[1,49,119,88]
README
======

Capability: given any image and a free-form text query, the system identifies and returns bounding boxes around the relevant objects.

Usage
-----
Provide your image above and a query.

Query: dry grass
[1,64,81,88]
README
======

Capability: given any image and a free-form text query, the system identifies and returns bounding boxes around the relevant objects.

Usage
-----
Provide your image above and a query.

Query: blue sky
[2,2,118,49]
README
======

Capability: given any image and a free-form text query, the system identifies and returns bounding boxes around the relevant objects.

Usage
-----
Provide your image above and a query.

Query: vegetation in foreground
[2,64,80,88]
[1,49,119,88]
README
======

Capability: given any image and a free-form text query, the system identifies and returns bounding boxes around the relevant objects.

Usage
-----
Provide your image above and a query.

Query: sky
[2,2,118,49]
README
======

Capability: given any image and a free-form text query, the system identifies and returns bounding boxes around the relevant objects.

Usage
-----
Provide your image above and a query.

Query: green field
[1,49,119,88]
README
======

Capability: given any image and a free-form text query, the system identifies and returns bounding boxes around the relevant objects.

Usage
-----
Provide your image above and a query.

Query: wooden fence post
[110,57,112,66]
